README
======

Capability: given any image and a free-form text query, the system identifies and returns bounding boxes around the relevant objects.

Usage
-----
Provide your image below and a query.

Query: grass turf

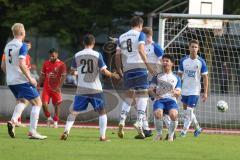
[0,125,239,160]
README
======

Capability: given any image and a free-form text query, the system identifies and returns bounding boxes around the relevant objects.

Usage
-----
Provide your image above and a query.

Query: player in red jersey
[38,48,67,128]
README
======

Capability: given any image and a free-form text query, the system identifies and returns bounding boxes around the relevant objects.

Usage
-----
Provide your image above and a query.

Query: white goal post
[158,13,240,134]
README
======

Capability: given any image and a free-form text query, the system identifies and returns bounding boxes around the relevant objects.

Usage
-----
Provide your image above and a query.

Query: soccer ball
[216,100,228,112]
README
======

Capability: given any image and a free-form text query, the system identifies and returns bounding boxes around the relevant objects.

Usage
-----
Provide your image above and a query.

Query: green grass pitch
[0,125,239,160]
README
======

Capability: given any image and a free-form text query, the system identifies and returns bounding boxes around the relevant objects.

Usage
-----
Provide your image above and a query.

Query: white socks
[154,117,163,136]
[169,120,178,139]
[119,98,132,124]
[183,107,200,133]
[99,114,107,139]
[135,97,148,126]
[192,112,200,130]
[64,113,76,134]
[11,103,26,123]
[29,106,41,133]
[163,114,171,129]
[142,113,150,130]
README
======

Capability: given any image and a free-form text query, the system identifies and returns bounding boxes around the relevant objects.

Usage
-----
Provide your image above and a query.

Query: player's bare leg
[53,104,60,128]
[42,103,53,127]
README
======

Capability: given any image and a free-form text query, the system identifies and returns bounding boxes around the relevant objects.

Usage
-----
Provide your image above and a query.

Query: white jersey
[145,42,164,64]
[71,48,107,94]
[178,55,208,96]
[117,29,146,72]
[145,42,164,80]
[151,72,181,102]
[4,39,29,85]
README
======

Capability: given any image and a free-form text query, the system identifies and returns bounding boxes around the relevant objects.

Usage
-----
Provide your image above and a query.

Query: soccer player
[16,40,32,127]
[60,34,120,141]
[1,23,47,139]
[38,48,67,128]
[115,16,155,139]
[178,39,208,137]
[134,27,164,138]
[149,54,181,141]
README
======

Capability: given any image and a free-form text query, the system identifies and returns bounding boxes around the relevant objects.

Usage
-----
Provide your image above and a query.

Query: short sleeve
[98,53,107,70]
[201,59,208,75]
[19,43,28,59]
[153,43,164,59]
[71,56,77,69]
[175,76,182,90]
[178,58,184,73]
[138,32,146,44]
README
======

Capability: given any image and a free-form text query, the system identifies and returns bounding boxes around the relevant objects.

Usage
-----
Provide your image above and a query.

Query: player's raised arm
[138,35,155,76]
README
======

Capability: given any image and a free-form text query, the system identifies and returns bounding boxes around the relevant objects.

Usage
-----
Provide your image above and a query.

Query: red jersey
[41,59,66,90]
[2,53,31,70]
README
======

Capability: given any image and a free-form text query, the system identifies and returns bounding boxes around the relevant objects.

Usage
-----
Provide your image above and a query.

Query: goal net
[158,13,240,134]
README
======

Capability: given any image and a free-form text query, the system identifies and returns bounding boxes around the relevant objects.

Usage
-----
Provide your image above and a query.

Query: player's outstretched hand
[30,78,37,87]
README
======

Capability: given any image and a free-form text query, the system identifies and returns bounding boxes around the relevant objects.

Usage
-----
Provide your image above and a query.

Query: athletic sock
[154,117,163,136]
[169,120,178,139]
[99,114,107,139]
[119,98,132,124]
[29,106,41,133]
[11,103,26,123]
[64,113,76,134]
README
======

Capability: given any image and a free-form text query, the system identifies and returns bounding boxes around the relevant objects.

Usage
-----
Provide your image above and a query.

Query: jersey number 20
[80,59,94,73]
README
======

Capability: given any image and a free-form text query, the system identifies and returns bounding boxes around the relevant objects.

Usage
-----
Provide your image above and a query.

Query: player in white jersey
[61,34,119,141]
[115,16,155,139]
[1,23,47,139]
[149,54,181,141]
[133,27,164,139]
[178,39,208,137]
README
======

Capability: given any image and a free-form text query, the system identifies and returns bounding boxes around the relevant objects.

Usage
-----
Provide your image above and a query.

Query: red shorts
[41,87,62,105]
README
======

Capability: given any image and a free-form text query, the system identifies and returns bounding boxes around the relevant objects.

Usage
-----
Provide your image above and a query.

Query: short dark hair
[83,34,95,46]
[49,48,58,54]
[130,16,144,27]
[189,39,199,46]
[142,27,153,36]
[162,54,174,63]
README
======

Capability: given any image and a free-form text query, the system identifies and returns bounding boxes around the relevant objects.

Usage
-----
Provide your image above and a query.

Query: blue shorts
[73,93,105,112]
[181,95,199,107]
[123,68,148,90]
[153,98,178,114]
[8,82,39,100]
